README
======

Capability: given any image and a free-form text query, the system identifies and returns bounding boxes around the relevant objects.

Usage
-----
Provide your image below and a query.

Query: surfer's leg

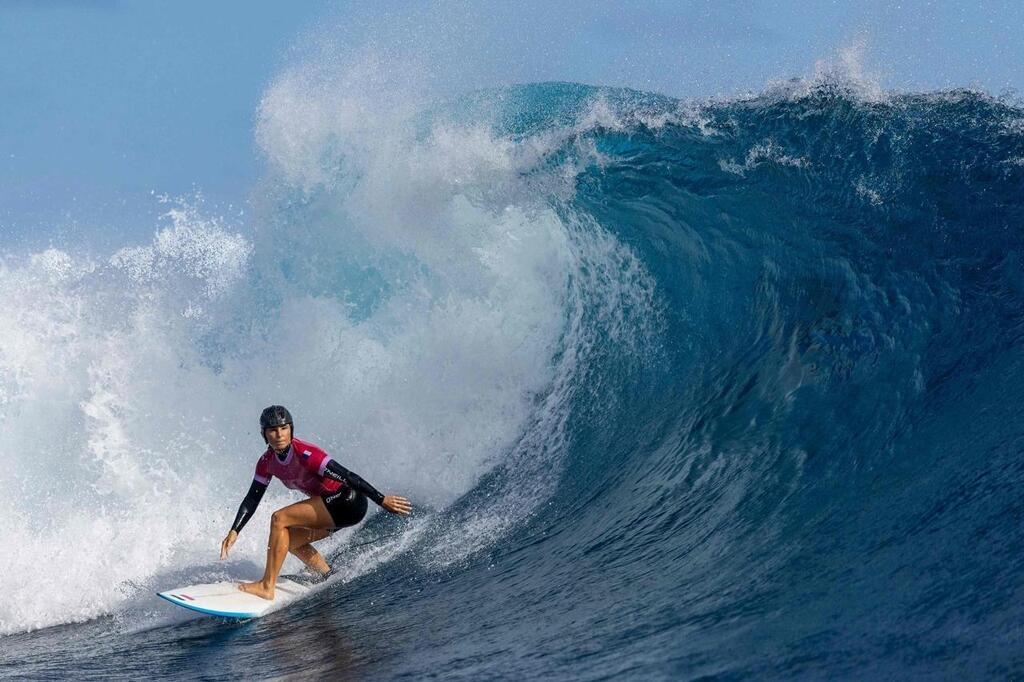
[239,497,334,600]
[289,527,332,575]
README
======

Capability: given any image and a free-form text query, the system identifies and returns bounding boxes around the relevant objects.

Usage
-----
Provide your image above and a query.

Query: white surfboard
[157,577,311,619]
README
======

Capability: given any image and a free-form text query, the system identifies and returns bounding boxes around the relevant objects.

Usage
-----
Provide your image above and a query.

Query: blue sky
[2,1,1022,248]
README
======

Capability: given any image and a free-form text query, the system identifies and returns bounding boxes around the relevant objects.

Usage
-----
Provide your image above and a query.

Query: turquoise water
[2,77,1023,679]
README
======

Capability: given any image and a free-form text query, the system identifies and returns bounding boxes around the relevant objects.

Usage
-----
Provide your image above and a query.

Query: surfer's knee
[270,510,289,531]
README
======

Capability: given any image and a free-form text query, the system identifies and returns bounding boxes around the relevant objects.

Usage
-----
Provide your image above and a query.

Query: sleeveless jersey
[252,437,343,498]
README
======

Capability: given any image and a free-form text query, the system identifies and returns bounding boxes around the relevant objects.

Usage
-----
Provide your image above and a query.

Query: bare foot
[238,580,275,600]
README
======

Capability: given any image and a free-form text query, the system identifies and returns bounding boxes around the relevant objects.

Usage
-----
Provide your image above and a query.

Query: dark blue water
[3,82,1024,680]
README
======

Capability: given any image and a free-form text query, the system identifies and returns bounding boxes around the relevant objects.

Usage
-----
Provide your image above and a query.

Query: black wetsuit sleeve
[230,479,268,533]
[323,460,386,506]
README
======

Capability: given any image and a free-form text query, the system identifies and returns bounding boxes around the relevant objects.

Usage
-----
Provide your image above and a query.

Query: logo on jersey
[301,449,312,461]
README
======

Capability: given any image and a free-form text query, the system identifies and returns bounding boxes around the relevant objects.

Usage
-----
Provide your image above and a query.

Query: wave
[3,61,1024,676]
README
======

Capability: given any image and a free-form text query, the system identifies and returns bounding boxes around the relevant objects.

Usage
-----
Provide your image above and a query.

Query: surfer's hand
[382,495,412,516]
[220,530,238,559]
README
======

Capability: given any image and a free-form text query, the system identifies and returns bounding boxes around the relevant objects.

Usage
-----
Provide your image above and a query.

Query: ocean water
[2,65,1024,679]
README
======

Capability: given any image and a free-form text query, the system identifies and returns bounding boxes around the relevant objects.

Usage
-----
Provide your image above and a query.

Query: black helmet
[260,405,293,432]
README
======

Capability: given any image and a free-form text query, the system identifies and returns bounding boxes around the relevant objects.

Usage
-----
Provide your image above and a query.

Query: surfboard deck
[157,576,311,619]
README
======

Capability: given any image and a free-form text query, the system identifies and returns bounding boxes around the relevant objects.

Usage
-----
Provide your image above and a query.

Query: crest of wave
[761,35,888,102]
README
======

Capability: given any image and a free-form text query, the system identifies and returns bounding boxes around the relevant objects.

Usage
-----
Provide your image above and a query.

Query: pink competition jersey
[253,437,343,498]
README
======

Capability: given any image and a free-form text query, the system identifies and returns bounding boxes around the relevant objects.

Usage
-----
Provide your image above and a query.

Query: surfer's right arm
[221,457,273,559]
[220,479,268,559]
[231,479,269,534]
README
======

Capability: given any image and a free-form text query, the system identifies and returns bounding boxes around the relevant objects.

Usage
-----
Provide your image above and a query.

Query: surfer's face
[264,423,292,453]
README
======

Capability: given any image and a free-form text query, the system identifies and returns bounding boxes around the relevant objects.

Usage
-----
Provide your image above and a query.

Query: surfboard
[157,577,311,619]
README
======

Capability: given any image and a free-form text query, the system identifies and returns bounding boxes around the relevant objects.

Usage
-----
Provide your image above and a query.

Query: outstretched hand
[382,495,412,516]
[220,530,238,559]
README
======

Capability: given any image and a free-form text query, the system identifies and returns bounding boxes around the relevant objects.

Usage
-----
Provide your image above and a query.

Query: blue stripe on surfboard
[156,591,261,620]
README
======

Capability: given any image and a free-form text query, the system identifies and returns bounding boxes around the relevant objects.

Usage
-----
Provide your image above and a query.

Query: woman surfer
[220,405,412,600]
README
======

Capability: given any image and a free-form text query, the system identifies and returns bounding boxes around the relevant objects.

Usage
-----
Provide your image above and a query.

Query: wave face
[2,78,1024,679]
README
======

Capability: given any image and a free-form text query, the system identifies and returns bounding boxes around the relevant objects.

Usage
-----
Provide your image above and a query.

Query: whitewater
[2,47,1024,680]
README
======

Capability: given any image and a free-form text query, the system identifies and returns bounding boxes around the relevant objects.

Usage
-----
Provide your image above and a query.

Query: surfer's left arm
[317,457,412,516]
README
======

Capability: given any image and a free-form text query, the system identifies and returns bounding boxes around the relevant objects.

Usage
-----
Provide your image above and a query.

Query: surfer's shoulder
[290,436,323,453]
[291,437,329,467]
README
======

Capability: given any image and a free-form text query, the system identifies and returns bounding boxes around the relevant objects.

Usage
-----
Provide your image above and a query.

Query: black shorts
[322,487,368,528]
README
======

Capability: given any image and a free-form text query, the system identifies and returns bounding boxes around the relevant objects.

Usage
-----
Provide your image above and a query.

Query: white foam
[0,46,660,636]
[719,139,810,177]
[759,35,888,104]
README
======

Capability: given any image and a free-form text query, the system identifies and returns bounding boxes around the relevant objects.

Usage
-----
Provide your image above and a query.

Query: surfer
[219,405,412,600]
